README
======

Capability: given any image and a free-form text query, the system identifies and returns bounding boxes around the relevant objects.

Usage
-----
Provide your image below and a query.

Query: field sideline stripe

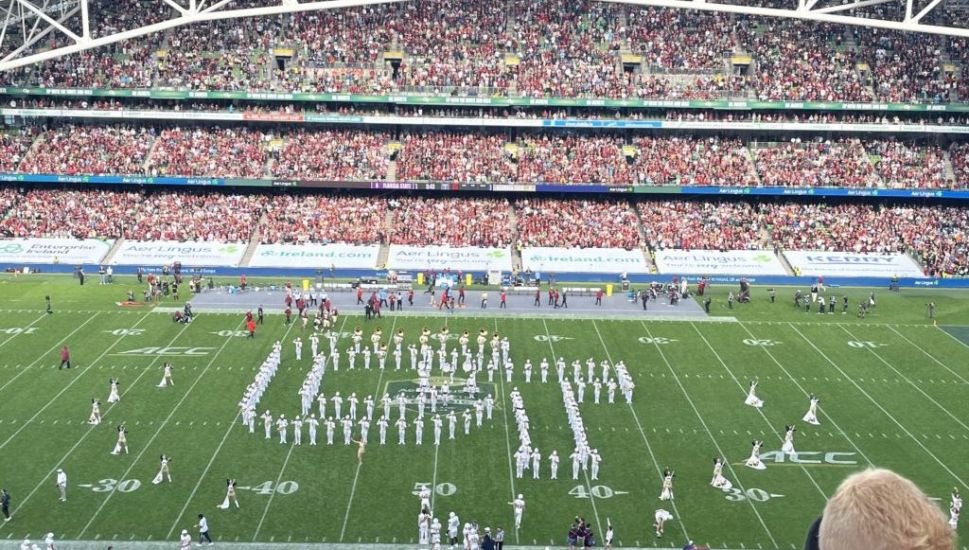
[589,320,690,542]
[77,318,245,538]
[0,311,153,452]
[837,325,969,436]
[689,322,831,500]
[0,312,102,396]
[888,326,969,386]
[494,318,520,544]
[0,319,197,529]
[539,318,604,535]
[733,322,874,466]
[165,318,300,539]
[0,312,48,349]
[787,323,969,491]
[0,541,775,550]
[633,320,779,548]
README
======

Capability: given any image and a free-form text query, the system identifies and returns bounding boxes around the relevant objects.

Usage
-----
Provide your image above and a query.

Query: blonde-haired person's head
[819,468,955,550]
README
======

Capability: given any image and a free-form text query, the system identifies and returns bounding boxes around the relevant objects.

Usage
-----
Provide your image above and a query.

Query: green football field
[0,275,966,550]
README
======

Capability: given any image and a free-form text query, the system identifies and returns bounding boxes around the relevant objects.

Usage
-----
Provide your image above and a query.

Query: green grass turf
[0,274,966,549]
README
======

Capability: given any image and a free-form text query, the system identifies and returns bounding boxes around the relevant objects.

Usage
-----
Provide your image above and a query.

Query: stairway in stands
[240,213,268,267]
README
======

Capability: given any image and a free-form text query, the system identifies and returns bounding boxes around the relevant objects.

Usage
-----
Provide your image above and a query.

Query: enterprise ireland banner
[0,238,112,264]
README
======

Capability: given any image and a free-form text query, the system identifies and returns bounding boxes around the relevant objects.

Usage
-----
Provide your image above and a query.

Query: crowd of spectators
[514,198,642,249]
[630,136,758,186]
[950,143,969,184]
[148,127,270,179]
[122,192,263,242]
[0,187,966,275]
[389,197,512,247]
[1,0,965,103]
[865,140,950,189]
[274,129,391,181]
[5,126,964,190]
[638,200,766,250]
[397,132,516,183]
[17,125,154,177]
[259,194,386,245]
[753,138,881,188]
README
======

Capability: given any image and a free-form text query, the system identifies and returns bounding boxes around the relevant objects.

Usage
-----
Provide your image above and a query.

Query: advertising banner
[783,251,926,278]
[248,243,380,269]
[0,238,112,264]
[520,247,649,273]
[112,241,246,266]
[387,246,513,271]
[654,250,788,275]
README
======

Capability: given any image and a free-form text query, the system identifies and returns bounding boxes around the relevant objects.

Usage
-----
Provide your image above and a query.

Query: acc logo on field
[759,451,857,465]
[114,346,215,356]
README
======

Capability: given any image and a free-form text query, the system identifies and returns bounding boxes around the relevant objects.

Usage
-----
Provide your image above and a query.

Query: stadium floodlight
[0,0,408,73]
[600,0,969,37]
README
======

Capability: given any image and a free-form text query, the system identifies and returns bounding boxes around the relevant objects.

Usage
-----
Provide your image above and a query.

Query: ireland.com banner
[783,251,926,278]
[520,247,650,273]
[654,250,788,275]
[387,246,513,271]
[248,243,380,269]
[0,238,113,264]
[111,241,246,267]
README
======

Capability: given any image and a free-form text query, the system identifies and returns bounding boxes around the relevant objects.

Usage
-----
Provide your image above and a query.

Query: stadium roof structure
[0,0,965,73]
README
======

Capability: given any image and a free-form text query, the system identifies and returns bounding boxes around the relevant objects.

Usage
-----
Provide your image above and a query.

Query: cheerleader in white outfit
[88,398,102,425]
[111,423,128,455]
[950,505,960,531]
[710,457,733,490]
[658,469,674,500]
[745,440,766,470]
[802,394,821,425]
[952,488,962,513]
[217,479,239,509]
[152,454,172,484]
[107,378,120,403]
[744,379,763,408]
[781,425,797,457]
[158,362,174,388]
[654,509,673,537]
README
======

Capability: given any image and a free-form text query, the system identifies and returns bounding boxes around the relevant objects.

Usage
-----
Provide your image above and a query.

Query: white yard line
[0,312,101,395]
[0,312,48,349]
[166,318,300,539]
[77,319,244,538]
[494,318,520,544]
[590,320,690,542]
[629,320,779,548]
[0,311,153,452]
[837,325,969,435]
[936,325,969,352]
[888,326,969,386]
[339,316,394,542]
[733,322,874,467]
[253,444,297,541]
[689,323,830,500]
[540,318,604,533]
[788,323,969,491]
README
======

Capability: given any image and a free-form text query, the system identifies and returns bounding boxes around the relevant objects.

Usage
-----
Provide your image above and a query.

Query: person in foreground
[805,468,955,550]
